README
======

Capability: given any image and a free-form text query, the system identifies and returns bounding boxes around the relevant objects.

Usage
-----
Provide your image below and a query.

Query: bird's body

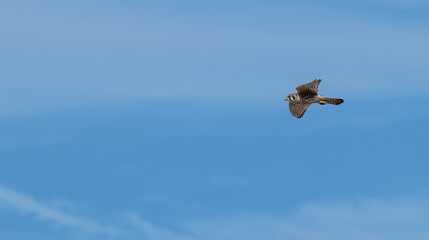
[284,79,343,118]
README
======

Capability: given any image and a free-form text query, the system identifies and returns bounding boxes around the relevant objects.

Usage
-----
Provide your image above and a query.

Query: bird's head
[284,94,297,102]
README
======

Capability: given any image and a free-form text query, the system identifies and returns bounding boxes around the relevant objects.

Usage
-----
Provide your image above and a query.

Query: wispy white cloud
[127,212,193,240]
[0,184,127,237]
[187,198,429,240]
[0,183,193,240]
[2,182,429,240]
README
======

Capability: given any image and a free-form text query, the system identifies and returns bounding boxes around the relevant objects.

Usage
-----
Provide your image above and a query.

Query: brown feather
[289,102,312,118]
[296,79,321,96]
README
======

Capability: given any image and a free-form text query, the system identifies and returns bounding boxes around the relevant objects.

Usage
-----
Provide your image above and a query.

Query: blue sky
[1,1,429,239]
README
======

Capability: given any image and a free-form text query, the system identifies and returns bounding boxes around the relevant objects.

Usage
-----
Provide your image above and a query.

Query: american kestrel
[284,79,344,118]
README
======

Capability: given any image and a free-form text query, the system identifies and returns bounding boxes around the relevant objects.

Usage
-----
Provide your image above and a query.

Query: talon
[320,100,327,104]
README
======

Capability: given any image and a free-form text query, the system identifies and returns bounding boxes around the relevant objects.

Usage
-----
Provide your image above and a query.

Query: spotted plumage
[284,79,344,118]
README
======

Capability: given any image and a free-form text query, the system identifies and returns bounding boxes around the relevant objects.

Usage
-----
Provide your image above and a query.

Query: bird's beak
[284,98,287,101]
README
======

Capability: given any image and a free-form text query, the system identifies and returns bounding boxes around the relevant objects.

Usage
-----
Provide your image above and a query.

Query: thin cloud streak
[127,212,193,240]
[0,184,127,237]
[187,198,429,240]
[2,183,429,240]
[0,183,192,240]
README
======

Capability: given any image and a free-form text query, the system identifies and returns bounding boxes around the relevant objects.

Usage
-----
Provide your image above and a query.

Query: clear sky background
[1,1,429,239]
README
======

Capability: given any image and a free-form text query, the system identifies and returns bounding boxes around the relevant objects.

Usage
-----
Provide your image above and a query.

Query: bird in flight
[284,79,344,118]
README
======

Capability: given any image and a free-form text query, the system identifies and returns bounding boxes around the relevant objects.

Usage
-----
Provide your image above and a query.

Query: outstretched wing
[296,79,321,96]
[289,102,312,118]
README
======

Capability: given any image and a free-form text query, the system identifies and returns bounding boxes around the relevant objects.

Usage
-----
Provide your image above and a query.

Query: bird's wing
[289,102,312,118]
[296,79,321,96]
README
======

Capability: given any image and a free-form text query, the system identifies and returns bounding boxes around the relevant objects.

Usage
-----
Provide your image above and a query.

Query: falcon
[284,79,343,118]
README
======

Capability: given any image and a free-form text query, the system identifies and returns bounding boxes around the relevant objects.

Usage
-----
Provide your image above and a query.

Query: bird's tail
[320,97,344,105]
